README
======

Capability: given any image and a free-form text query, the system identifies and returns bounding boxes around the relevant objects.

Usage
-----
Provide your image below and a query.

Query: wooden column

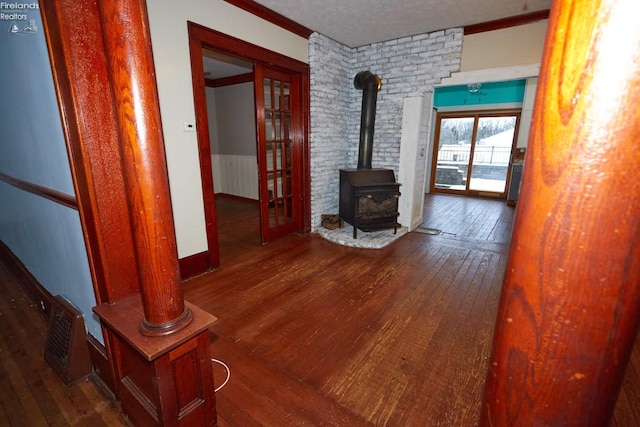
[97,0,192,336]
[481,0,640,425]
[41,0,218,425]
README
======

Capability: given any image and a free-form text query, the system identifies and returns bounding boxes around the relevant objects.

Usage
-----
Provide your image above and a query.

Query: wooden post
[97,0,192,336]
[481,0,640,425]
[41,1,218,425]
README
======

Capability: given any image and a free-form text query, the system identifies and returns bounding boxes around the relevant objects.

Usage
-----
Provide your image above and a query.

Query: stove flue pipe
[354,71,382,169]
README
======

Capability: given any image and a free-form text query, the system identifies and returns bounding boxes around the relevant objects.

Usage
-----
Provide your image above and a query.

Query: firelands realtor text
[1,2,39,21]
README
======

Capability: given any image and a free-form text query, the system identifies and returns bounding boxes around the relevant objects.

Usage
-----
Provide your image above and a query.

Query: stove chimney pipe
[354,71,381,169]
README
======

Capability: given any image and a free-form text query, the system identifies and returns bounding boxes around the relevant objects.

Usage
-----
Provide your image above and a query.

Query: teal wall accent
[434,79,526,107]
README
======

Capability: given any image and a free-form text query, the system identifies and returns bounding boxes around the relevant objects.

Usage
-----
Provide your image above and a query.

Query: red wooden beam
[481,0,640,425]
[224,0,313,39]
[205,72,254,88]
[98,0,192,335]
[464,10,550,35]
[40,0,140,308]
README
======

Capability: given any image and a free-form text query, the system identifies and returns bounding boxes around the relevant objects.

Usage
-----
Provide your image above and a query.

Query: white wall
[146,0,308,258]
[206,87,220,153]
[207,82,258,199]
[211,154,259,199]
[426,22,548,192]
[213,82,256,156]
[461,20,548,72]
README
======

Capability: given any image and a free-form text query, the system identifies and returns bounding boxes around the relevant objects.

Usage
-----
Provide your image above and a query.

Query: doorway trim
[187,22,310,273]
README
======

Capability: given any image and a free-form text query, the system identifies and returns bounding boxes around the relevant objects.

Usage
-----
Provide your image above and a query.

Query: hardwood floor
[0,263,131,426]
[184,194,639,426]
[1,194,638,426]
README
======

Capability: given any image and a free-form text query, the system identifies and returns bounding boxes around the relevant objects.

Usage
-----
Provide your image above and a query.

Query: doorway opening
[430,110,520,198]
[188,22,310,270]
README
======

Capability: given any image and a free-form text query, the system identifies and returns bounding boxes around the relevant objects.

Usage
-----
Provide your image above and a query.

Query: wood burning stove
[339,71,401,238]
[340,169,400,238]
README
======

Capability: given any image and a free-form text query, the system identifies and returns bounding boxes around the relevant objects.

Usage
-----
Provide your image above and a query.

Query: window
[431,110,520,197]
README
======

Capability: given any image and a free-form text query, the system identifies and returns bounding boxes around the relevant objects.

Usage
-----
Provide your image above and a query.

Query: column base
[94,296,218,426]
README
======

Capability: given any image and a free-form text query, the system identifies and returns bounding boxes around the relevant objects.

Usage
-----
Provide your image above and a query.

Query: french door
[430,110,520,198]
[254,65,303,243]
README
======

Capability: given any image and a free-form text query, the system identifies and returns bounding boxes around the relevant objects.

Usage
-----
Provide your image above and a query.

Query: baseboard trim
[179,251,212,280]
[87,333,117,395]
[0,240,116,392]
[216,192,259,203]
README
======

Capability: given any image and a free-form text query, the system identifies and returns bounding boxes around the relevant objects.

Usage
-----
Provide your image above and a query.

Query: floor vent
[44,295,92,384]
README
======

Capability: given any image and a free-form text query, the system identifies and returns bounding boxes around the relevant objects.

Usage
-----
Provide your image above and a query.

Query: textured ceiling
[253,0,551,47]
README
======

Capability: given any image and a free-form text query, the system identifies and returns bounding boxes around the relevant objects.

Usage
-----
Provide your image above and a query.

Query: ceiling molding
[205,72,254,88]
[464,10,550,35]
[224,0,313,39]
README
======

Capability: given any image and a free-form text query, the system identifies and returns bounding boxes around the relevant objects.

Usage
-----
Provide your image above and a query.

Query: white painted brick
[309,28,463,230]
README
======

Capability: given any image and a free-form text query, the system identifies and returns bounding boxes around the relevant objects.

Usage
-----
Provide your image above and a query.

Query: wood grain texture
[0,262,132,426]
[39,0,140,305]
[184,196,638,426]
[481,0,640,425]
[97,0,189,332]
[188,21,311,257]
[184,196,513,425]
[2,195,638,425]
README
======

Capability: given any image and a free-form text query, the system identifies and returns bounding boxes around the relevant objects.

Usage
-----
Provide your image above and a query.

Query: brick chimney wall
[309,29,463,230]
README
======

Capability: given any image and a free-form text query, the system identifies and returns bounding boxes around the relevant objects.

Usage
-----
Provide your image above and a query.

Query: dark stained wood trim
[0,240,54,318]
[98,0,190,334]
[188,21,312,266]
[189,32,220,269]
[0,171,77,210]
[86,333,117,395]
[40,2,218,424]
[481,0,640,424]
[40,0,140,305]
[94,296,216,361]
[223,0,313,39]
[464,10,550,35]
[301,65,311,232]
[189,21,310,74]
[179,251,213,280]
[216,193,259,203]
[205,72,254,88]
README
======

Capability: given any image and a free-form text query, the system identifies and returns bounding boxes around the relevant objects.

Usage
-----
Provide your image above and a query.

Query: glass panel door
[431,111,519,197]
[469,116,517,193]
[255,65,301,243]
[433,117,474,191]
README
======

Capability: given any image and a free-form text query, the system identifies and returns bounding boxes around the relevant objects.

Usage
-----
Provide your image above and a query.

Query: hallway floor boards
[182,194,639,426]
[1,194,638,425]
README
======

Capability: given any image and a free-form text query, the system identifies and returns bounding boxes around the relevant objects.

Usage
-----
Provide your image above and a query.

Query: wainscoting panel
[211,154,258,200]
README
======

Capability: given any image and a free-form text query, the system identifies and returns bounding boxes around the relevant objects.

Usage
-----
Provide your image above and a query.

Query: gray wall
[206,86,220,153]
[0,5,101,341]
[208,82,256,156]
